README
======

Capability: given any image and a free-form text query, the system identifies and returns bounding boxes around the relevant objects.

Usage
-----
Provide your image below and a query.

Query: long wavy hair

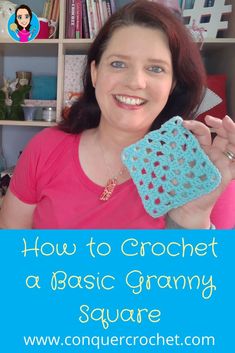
[60,0,206,134]
[15,4,32,31]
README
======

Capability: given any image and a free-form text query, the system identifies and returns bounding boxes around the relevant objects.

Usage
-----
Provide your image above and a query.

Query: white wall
[3,55,58,81]
[2,126,43,167]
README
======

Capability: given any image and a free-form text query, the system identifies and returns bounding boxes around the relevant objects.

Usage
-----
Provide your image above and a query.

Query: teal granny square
[121,116,221,218]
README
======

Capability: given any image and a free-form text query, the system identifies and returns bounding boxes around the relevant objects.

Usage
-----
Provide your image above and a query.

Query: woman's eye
[111,61,126,68]
[18,15,22,20]
[148,66,163,73]
[25,14,29,19]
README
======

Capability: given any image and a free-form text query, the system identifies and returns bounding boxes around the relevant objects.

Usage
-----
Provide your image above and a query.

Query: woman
[0,1,234,229]
[14,4,33,42]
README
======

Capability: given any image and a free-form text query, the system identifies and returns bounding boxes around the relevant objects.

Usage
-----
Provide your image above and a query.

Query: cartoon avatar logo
[8,4,39,42]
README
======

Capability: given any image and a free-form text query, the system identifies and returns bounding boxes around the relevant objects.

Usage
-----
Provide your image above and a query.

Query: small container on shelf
[22,105,37,121]
[42,107,56,122]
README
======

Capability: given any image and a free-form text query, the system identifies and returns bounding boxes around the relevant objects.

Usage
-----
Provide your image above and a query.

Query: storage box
[31,76,57,100]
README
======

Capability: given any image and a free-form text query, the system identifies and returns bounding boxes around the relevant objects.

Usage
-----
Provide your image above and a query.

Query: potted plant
[0,79,31,120]
[9,85,31,120]
[0,90,7,120]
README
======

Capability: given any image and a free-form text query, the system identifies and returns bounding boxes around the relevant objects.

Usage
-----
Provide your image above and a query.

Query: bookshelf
[0,0,235,167]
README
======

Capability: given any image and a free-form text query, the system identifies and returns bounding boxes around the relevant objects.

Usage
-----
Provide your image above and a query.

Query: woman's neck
[95,120,147,154]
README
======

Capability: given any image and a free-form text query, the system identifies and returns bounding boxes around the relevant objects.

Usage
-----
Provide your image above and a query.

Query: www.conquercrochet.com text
[21,236,218,330]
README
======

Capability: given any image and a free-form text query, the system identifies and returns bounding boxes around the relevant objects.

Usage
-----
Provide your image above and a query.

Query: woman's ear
[90,60,97,88]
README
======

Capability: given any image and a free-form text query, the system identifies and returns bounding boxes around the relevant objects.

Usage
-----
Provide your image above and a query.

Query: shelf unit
[0,0,235,166]
[0,120,56,127]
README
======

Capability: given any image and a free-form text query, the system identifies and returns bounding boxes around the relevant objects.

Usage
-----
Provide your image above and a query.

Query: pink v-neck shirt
[10,128,235,229]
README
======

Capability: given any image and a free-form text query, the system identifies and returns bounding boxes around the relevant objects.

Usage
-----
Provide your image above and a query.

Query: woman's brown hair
[15,4,32,31]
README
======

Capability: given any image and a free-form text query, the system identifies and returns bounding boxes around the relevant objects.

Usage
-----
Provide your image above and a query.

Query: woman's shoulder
[28,126,79,149]
[16,127,80,175]
[21,127,80,167]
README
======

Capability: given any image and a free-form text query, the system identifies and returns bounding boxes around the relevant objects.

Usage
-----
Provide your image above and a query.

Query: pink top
[10,128,165,229]
[18,29,31,42]
[10,128,235,229]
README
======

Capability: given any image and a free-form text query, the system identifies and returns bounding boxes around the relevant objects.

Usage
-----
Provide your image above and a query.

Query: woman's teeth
[115,95,145,106]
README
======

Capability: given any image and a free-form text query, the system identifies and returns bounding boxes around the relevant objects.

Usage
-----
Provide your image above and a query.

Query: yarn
[122,116,221,218]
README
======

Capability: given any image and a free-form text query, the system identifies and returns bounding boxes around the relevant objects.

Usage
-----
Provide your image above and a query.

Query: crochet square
[121,116,221,218]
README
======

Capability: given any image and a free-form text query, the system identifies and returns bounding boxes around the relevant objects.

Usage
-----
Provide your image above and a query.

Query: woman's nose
[125,68,147,90]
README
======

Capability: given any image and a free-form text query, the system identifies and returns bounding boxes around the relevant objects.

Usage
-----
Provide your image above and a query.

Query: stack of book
[65,0,117,39]
[42,0,60,38]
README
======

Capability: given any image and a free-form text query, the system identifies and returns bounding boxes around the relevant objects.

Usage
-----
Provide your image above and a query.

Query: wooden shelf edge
[0,39,59,44]
[62,39,93,43]
[203,38,235,43]
[0,120,57,127]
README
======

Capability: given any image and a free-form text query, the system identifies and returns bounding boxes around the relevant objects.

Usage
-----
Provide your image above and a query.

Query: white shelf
[62,39,93,52]
[0,120,57,127]
[0,38,59,44]
[2,35,233,53]
[202,38,235,51]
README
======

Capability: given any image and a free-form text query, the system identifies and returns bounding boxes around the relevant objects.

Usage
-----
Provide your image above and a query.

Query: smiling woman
[0,0,235,229]
[89,26,174,135]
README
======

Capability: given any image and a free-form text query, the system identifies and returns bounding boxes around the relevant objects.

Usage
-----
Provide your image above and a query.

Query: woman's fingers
[205,115,235,141]
[182,116,235,174]
[222,116,235,147]
[204,115,235,179]
[209,115,235,158]
[182,119,212,148]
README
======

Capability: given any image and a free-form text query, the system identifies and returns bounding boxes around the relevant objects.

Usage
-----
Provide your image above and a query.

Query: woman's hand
[168,115,235,229]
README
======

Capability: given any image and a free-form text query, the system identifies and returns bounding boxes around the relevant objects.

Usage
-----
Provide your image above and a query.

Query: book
[49,0,60,38]
[109,0,116,14]
[105,0,112,18]
[66,0,76,38]
[51,0,60,21]
[86,0,96,38]
[75,0,82,38]
[91,0,99,35]
[101,0,109,23]
[82,0,90,38]
[65,0,70,38]
[94,0,102,29]
[98,0,105,26]
[42,1,49,18]
[47,0,54,19]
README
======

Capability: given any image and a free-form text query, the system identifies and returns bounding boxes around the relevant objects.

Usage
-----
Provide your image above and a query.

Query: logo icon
[8,4,39,42]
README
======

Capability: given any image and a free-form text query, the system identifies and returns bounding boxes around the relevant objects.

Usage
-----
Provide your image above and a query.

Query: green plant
[8,85,31,120]
[0,90,7,120]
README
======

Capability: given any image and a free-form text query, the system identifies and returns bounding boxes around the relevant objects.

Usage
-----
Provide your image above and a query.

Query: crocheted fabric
[121,116,221,218]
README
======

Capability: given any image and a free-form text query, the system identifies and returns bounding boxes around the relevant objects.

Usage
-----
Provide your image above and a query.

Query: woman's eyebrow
[106,54,130,60]
[106,54,171,66]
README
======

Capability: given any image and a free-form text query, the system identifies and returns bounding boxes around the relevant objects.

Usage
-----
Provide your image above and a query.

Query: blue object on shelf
[31,75,57,100]
[22,106,37,121]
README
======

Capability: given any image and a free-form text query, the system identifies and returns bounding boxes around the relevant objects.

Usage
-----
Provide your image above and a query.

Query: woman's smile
[113,94,147,109]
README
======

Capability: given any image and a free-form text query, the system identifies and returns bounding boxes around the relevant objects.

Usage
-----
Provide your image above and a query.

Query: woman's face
[91,25,175,137]
[16,8,30,29]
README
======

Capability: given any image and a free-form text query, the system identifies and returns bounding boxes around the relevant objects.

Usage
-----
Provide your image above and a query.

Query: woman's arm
[0,189,35,229]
